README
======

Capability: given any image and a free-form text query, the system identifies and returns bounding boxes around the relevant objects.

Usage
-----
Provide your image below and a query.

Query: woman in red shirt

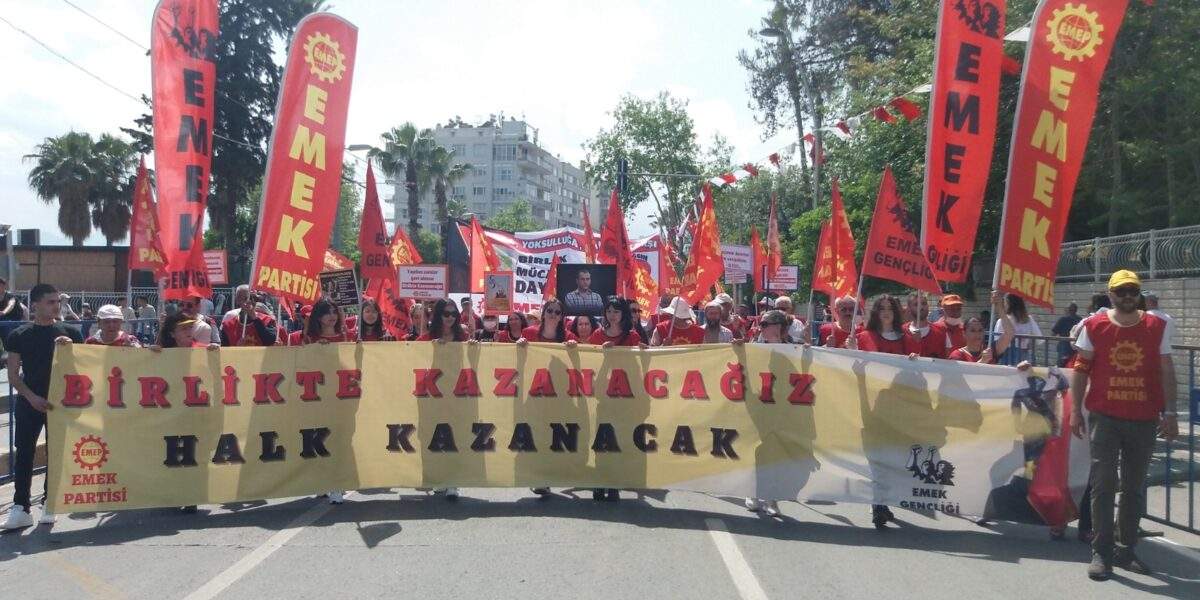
[357,299,391,342]
[495,311,526,343]
[416,298,472,343]
[569,314,597,342]
[948,292,1016,364]
[588,296,645,348]
[516,299,577,345]
[302,299,354,345]
[847,294,917,529]
[407,303,429,341]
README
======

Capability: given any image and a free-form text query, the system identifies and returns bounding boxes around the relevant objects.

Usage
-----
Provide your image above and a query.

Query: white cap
[661,296,695,321]
[96,304,124,320]
[715,292,735,306]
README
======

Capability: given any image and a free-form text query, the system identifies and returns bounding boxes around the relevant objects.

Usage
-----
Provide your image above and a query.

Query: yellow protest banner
[46,343,1085,518]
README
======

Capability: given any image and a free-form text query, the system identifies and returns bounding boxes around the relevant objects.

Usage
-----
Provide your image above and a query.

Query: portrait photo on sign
[483,271,514,315]
[556,263,614,316]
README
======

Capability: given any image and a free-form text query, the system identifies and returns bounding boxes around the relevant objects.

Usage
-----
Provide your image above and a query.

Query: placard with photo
[555,263,615,316]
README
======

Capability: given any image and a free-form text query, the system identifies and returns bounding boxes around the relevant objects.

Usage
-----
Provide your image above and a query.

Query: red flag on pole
[680,184,724,305]
[580,199,597,264]
[750,225,767,293]
[828,179,859,298]
[598,188,637,295]
[812,221,836,297]
[766,192,783,277]
[994,0,1130,308]
[128,157,167,276]
[543,253,560,301]
[888,96,923,120]
[469,215,500,293]
[358,161,393,281]
[388,224,423,269]
[151,0,217,300]
[861,167,942,294]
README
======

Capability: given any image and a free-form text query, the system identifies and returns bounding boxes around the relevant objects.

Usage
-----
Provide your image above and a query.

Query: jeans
[13,396,48,511]
[1088,412,1157,557]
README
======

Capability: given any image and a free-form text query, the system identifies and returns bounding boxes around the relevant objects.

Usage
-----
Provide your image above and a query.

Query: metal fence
[1013,333,1198,535]
[5,287,237,319]
[1055,225,1200,282]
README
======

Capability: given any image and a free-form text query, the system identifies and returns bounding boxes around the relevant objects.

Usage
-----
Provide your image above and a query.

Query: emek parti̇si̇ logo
[303,32,347,83]
[1045,2,1104,62]
[907,444,955,486]
[73,435,111,470]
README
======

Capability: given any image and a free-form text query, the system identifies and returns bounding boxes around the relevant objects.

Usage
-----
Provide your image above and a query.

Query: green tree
[332,161,363,262]
[370,123,435,239]
[583,92,701,242]
[414,230,443,264]
[24,131,100,246]
[123,0,320,247]
[486,200,541,233]
[425,145,471,225]
[89,134,138,245]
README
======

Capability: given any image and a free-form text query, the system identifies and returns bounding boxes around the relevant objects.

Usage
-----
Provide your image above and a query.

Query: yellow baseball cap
[1107,269,1141,290]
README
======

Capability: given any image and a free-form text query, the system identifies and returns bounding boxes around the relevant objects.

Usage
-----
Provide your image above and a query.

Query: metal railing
[1013,333,1198,534]
[1056,225,1200,282]
[5,287,237,319]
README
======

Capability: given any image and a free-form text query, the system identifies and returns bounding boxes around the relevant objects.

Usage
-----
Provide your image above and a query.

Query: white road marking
[704,517,769,600]
[182,494,350,600]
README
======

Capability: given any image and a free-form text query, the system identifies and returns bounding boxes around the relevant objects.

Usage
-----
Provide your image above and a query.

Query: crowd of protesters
[0,273,1182,580]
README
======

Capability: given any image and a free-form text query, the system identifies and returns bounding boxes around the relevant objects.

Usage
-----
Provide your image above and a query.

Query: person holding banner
[744,309,791,517]
[153,313,221,351]
[301,299,355,345]
[1070,270,1178,580]
[819,296,861,347]
[948,292,1014,364]
[568,314,597,342]
[85,305,142,348]
[590,296,645,348]
[650,297,704,346]
[357,299,390,342]
[495,311,527,343]
[516,299,577,346]
[416,299,473,343]
[904,293,952,359]
[220,286,278,347]
[934,295,967,350]
[2,284,83,530]
[180,296,221,345]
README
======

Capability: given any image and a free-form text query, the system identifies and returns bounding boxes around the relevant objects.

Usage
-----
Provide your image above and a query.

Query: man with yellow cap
[1070,269,1178,580]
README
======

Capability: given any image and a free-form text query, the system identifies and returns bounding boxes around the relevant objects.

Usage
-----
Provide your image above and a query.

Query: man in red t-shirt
[935,294,967,349]
[1071,270,1178,581]
[819,296,861,347]
[904,293,951,359]
[650,297,705,346]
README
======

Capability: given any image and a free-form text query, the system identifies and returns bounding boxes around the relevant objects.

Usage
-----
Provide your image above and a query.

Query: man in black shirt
[0,276,24,321]
[3,283,83,530]
[1051,302,1083,367]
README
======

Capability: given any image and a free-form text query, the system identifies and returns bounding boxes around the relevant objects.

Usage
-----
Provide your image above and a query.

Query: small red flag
[598,188,637,295]
[812,220,836,297]
[543,253,560,301]
[469,215,501,293]
[680,184,724,305]
[580,199,597,263]
[358,161,394,281]
[872,106,898,124]
[836,120,851,136]
[128,157,168,276]
[828,179,859,299]
[766,192,783,277]
[888,96,922,120]
[630,259,658,317]
[1001,54,1022,76]
[388,225,423,268]
[323,248,354,272]
[861,167,941,294]
[750,225,767,293]
[365,277,412,340]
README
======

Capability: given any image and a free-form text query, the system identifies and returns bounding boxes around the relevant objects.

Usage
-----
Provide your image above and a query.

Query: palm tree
[369,123,436,238]
[24,131,99,246]
[90,134,138,245]
[426,145,471,225]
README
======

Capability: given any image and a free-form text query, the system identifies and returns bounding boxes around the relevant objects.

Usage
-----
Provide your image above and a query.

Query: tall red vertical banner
[995,0,1129,307]
[922,0,1006,282]
[128,157,168,277]
[251,13,358,304]
[357,161,393,281]
[151,0,217,300]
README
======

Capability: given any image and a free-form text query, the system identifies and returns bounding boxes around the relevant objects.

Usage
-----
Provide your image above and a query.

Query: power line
[3,10,371,183]
[60,0,147,51]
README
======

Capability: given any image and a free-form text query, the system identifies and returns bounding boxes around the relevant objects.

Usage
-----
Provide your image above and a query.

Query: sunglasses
[1112,287,1141,298]
[544,308,562,315]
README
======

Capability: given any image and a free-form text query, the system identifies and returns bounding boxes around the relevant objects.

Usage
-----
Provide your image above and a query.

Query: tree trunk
[1164,147,1177,228]
[435,179,448,224]
[780,45,812,209]
[1107,106,1123,236]
[406,160,420,239]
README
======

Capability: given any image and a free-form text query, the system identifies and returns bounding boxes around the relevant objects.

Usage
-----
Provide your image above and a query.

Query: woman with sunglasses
[302,299,354,345]
[846,294,918,529]
[516,298,577,345]
[416,298,472,342]
[743,309,791,517]
[627,301,650,343]
[495,311,526,343]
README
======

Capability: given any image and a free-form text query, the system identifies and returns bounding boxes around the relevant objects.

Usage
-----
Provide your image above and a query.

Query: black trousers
[12,397,47,511]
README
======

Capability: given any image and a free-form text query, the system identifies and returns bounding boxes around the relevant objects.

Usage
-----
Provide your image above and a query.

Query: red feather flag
[679,184,724,305]
[357,161,393,281]
[630,259,659,317]
[811,221,836,297]
[750,225,767,293]
[128,157,168,277]
[543,253,560,301]
[598,189,637,295]
[580,199,597,263]
[861,167,942,294]
[469,215,500,293]
[889,96,923,120]
[827,179,859,299]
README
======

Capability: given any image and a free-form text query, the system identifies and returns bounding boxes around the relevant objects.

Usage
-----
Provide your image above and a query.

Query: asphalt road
[2,475,1199,600]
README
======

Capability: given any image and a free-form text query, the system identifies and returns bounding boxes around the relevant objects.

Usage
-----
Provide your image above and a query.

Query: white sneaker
[37,510,56,525]
[762,501,781,517]
[2,506,34,530]
[744,498,762,512]
[444,487,459,499]
[327,491,344,504]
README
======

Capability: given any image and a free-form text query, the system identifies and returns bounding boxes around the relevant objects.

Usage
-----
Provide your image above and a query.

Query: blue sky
[1,0,792,243]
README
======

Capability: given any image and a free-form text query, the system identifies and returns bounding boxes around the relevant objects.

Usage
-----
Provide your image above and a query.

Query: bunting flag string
[707,143,796,188]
